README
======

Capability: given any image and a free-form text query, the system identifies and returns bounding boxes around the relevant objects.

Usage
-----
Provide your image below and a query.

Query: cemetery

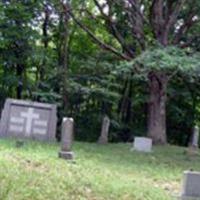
[0,1,200,200]
[0,100,200,200]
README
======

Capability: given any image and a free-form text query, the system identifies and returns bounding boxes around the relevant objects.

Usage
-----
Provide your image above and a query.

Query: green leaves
[119,46,200,79]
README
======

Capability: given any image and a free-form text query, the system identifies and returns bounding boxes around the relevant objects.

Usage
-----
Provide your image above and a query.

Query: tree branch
[173,10,199,44]
[162,0,185,45]
[122,0,146,50]
[69,10,131,60]
[150,0,165,43]
[93,0,135,57]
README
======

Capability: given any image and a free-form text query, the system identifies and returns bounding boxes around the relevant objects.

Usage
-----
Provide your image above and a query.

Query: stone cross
[181,171,200,200]
[98,115,110,144]
[59,118,74,160]
[21,108,39,136]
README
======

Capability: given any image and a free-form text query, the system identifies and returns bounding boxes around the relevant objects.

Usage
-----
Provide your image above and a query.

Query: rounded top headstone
[63,118,74,122]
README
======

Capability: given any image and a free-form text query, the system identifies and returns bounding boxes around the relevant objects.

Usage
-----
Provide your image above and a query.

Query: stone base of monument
[59,151,74,160]
[180,171,200,200]
[132,137,152,153]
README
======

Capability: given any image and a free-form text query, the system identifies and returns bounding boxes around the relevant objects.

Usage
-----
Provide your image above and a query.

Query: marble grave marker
[0,99,57,141]
[133,137,152,152]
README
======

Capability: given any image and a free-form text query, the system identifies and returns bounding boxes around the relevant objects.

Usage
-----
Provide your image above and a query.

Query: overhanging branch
[69,10,131,60]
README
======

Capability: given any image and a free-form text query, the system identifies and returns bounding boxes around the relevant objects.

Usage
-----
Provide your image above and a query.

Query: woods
[0,0,200,145]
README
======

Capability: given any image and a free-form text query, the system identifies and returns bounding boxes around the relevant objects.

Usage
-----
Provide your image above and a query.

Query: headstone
[133,137,152,152]
[181,171,200,200]
[191,126,199,148]
[0,98,57,141]
[187,126,199,156]
[98,115,110,144]
[59,118,74,160]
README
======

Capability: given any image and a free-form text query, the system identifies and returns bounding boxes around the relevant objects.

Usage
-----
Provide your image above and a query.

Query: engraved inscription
[0,98,57,141]
[9,107,48,137]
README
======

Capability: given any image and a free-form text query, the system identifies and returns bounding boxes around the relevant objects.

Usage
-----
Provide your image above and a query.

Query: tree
[0,1,38,99]
[69,0,200,144]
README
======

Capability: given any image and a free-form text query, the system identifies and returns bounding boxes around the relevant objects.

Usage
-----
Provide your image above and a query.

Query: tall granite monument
[0,99,57,141]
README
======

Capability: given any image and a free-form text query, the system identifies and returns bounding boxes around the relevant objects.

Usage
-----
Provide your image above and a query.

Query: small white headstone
[181,171,200,200]
[133,137,152,152]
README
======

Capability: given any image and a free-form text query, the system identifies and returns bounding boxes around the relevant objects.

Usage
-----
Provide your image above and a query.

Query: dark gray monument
[59,117,74,160]
[0,99,57,141]
[181,171,200,200]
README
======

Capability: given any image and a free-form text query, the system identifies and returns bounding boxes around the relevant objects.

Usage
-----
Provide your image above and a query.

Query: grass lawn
[0,139,200,200]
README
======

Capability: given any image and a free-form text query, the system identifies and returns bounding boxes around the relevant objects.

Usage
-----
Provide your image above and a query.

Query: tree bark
[16,64,23,99]
[40,3,50,82]
[57,2,71,113]
[147,72,167,144]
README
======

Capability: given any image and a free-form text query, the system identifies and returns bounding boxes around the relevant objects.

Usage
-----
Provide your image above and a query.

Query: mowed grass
[0,140,200,200]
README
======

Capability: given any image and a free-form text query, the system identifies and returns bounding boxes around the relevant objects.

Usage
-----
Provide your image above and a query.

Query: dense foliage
[0,1,199,145]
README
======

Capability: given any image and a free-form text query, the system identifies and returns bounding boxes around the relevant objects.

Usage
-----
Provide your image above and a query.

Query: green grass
[0,139,200,200]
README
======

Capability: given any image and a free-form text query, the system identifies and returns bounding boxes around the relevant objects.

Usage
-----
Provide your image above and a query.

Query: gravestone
[187,126,199,156]
[190,126,199,149]
[133,137,152,152]
[0,98,57,141]
[181,171,200,200]
[98,115,110,144]
[59,118,74,160]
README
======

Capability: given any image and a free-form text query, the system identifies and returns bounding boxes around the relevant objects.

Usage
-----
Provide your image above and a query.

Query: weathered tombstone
[98,115,110,144]
[0,98,57,141]
[59,118,74,160]
[187,126,199,156]
[133,137,152,152]
[190,126,199,148]
[181,171,200,200]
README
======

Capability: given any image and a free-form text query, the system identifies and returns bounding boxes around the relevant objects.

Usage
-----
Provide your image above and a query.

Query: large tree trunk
[147,72,167,144]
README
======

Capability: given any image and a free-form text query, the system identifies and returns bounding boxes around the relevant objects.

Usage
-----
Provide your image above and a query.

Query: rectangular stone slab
[133,137,152,152]
[0,99,57,141]
[181,171,200,200]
